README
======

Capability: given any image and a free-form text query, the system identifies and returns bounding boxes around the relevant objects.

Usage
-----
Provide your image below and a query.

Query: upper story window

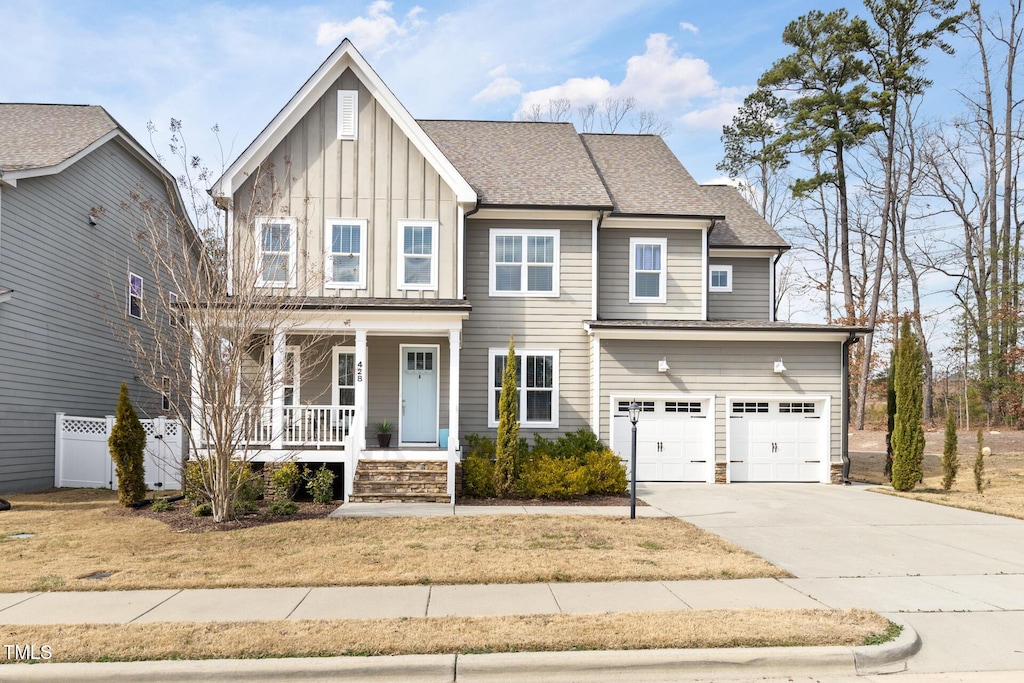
[489,229,559,297]
[256,217,296,287]
[710,265,732,292]
[337,90,358,140]
[127,272,143,319]
[488,348,559,428]
[325,219,366,289]
[629,237,667,303]
[398,220,437,290]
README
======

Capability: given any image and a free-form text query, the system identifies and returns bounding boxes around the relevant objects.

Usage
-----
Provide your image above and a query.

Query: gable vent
[338,90,358,140]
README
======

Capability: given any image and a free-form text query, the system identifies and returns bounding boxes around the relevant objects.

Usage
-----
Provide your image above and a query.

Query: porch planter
[377,433,392,448]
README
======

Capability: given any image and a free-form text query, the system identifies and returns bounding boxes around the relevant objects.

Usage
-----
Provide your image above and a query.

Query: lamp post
[628,401,640,519]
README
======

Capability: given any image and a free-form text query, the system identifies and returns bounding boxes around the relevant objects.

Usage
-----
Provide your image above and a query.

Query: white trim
[725,394,832,484]
[590,216,598,321]
[457,204,466,300]
[769,256,777,322]
[398,343,441,446]
[211,40,475,203]
[324,218,367,290]
[602,216,714,230]
[283,345,301,405]
[709,248,784,258]
[590,334,601,436]
[475,208,602,222]
[397,219,439,291]
[337,89,358,140]
[487,347,559,429]
[256,216,298,288]
[488,228,560,298]
[709,264,733,293]
[628,237,667,304]
[127,272,143,319]
[585,324,860,344]
[447,329,461,500]
[226,207,234,296]
[701,227,708,320]
[331,345,357,408]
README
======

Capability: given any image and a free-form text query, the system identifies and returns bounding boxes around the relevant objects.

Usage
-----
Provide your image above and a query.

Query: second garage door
[612,399,713,482]
[729,399,826,482]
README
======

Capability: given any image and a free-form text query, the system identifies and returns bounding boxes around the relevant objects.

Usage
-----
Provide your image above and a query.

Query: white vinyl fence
[54,413,184,490]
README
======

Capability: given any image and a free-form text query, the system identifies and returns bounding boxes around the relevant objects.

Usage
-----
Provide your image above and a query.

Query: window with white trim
[488,348,558,428]
[710,264,732,292]
[334,347,356,407]
[127,272,143,319]
[162,376,171,412]
[629,237,667,303]
[256,217,296,287]
[265,345,301,406]
[489,229,559,296]
[325,219,366,289]
[337,90,358,140]
[398,220,438,290]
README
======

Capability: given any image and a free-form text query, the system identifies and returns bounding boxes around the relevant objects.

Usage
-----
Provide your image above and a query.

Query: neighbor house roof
[419,120,612,209]
[0,104,117,173]
[580,133,724,219]
[702,184,789,249]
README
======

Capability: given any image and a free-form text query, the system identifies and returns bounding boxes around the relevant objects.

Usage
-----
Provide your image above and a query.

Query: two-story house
[208,40,867,502]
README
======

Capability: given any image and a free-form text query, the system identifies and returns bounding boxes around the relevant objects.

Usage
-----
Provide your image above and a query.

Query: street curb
[0,621,920,682]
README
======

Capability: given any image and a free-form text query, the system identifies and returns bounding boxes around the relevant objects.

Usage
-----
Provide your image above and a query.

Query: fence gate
[55,413,184,490]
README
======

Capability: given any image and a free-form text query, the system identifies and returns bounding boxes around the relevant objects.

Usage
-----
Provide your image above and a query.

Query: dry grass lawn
[0,609,893,663]
[0,489,785,592]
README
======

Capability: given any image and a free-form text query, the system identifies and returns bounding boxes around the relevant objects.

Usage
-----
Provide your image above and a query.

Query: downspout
[592,209,606,321]
[771,248,784,322]
[841,331,860,485]
[461,198,481,301]
[703,219,718,321]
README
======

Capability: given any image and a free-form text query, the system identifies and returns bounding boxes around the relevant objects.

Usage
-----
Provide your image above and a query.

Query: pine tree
[493,335,520,497]
[891,318,925,491]
[108,382,147,506]
[940,408,959,491]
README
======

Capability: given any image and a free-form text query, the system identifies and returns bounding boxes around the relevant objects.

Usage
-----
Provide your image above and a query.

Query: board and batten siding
[234,67,459,299]
[707,257,772,321]
[598,229,703,320]
[598,339,843,465]
[460,219,593,438]
[0,140,170,493]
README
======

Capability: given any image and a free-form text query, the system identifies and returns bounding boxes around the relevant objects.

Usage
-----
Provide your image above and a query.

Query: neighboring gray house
[205,40,867,502]
[0,104,184,493]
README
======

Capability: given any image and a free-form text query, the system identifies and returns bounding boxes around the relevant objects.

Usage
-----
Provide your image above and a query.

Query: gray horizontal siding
[598,339,843,464]
[708,257,772,321]
[461,218,593,439]
[0,139,170,493]
[598,229,702,320]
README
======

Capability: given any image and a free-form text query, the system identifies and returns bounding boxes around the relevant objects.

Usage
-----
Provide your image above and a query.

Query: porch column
[447,328,461,500]
[189,328,204,450]
[355,330,368,453]
[270,327,285,451]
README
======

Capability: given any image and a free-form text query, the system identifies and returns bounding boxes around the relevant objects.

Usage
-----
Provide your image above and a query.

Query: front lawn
[0,489,786,592]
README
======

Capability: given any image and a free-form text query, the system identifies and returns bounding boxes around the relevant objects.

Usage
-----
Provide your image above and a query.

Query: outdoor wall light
[658,357,670,372]
[774,359,787,373]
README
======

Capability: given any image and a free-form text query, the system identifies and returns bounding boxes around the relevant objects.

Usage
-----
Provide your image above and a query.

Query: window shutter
[337,90,358,140]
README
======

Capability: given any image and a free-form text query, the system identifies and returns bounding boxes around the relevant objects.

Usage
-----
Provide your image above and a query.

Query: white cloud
[517,76,614,115]
[679,21,699,34]
[680,99,741,130]
[316,1,425,56]
[473,76,522,102]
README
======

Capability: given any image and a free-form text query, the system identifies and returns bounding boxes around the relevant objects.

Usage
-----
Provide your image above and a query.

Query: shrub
[150,497,174,513]
[305,464,336,504]
[184,459,262,513]
[192,502,212,517]
[270,461,302,501]
[891,319,924,491]
[974,430,985,493]
[517,454,589,499]
[109,382,147,506]
[941,410,959,491]
[581,449,628,494]
[551,429,606,462]
[268,499,299,515]
[462,435,496,498]
[494,334,520,497]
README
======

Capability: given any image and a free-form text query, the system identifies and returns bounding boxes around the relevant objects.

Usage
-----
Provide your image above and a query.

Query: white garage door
[729,400,825,482]
[612,399,711,482]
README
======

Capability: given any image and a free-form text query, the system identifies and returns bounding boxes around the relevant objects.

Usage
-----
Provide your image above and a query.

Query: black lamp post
[628,400,640,519]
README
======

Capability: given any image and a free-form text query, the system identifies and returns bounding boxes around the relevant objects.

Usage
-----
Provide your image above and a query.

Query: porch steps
[349,460,450,503]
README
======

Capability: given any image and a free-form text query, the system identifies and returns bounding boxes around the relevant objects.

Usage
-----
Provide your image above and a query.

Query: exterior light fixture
[628,401,640,519]
[774,359,787,374]
[658,357,670,372]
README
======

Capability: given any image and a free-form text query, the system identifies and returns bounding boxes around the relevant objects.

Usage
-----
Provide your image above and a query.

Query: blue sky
[0,0,965,184]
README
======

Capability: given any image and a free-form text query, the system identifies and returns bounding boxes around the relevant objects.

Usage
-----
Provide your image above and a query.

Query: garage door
[612,399,711,482]
[729,400,825,482]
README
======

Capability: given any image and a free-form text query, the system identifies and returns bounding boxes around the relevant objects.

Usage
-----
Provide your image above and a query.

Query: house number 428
[356,361,363,382]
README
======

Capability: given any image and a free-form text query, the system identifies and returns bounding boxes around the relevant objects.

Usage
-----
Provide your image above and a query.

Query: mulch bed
[109,499,337,533]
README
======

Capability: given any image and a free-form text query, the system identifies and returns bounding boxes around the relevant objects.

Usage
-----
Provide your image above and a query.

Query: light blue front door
[401,346,438,444]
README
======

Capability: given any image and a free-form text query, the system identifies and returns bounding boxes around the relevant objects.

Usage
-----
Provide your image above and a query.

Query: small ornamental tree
[940,409,959,491]
[494,334,520,497]
[109,382,147,506]
[890,318,925,491]
[974,430,985,493]
[885,350,896,481]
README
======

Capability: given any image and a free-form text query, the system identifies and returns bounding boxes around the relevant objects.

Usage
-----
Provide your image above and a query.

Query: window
[168,291,186,327]
[488,348,558,428]
[398,220,438,290]
[266,345,300,405]
[127,272,143,318]
[256,217,296,287]
[325,219,366,289]
[334,348,356,407]
[489,229,559,296]
[629,237,667,303]
[710,265,732,292]
[732,401,768,414]
[162,377,171,412]
[779,402,816,414]
[337,90,358,140]
[666,401,703,413]
[617,400,655,413]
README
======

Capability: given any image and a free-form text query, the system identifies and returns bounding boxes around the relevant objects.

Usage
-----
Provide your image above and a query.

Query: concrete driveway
[639,482,1024,674]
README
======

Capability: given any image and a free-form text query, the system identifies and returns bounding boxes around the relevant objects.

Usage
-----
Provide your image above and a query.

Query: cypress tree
[494,335,520,497]
[885,350,896,481]
[974,430,985,493]
[891,318,924,491]
[940,408,959,491]
[109,382,147,506]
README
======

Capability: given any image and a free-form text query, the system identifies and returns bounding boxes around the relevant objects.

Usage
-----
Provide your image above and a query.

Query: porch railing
[246,405,357,448]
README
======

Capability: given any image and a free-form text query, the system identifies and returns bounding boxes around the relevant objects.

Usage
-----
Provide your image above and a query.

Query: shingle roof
[702,184,789,249]
[580,133,723,218]
[0,104,117,173]
[418,120,612,208]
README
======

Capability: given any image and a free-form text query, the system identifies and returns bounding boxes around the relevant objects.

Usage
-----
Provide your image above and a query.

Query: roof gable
[702,184,789,249]
[0,104,119,183]
[212,39,475,204]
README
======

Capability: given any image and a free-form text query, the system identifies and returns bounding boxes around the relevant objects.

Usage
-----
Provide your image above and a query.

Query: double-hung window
[709,264,732,292]
[127,272,143,318]
[256,217,296,287]
[325,219,366,289]
[489,229,559,296]
[488,348,558,428]
[629,237,667,303]
[398,220,438,290]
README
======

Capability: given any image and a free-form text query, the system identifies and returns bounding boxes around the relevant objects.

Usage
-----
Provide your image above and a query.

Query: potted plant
[374,419,393,448]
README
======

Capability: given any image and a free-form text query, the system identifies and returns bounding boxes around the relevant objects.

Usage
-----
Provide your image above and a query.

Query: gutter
[772,249,784,322]
[841,331,861,485]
